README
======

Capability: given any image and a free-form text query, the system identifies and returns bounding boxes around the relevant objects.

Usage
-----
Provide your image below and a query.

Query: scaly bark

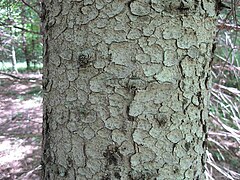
[42,1,217,179]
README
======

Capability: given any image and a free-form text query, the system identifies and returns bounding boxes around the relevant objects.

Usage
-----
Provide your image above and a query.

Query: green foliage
[0,61,42,72]
[0,0,42,68]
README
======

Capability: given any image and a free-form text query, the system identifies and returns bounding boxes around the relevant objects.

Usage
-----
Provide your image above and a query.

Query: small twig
[17,165,42,180]
[20,0,41,17]
[0,72,42,81]
[0,22,41,35]
[0,72,22,79]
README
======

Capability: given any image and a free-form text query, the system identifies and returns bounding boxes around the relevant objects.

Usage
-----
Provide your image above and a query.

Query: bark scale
[42,1,216,179]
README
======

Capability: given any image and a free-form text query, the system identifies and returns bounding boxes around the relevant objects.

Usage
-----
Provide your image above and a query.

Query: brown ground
[0,73,42,180]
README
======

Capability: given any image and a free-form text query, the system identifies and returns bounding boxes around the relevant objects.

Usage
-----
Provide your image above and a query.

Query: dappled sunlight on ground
[0,136,41,180]
[0,73,42,179]
[0,136,39,166]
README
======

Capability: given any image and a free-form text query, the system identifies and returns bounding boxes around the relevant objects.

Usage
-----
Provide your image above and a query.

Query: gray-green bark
[42,1,216,179]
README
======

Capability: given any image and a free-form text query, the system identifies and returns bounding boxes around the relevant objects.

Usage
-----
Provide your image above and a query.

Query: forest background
[0,0,239,179]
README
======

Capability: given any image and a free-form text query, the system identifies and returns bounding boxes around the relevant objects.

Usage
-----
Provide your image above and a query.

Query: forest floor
[0,72,42,180]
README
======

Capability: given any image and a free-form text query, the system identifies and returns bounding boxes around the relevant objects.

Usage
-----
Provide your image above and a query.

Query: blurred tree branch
[20,0,40,17]
[0,22,41,35]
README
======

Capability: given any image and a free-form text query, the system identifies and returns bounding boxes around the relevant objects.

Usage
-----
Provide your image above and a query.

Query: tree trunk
[11,45,18,73]
[42,1,217,179]
[10,27,18,73]
[21,6,31,70]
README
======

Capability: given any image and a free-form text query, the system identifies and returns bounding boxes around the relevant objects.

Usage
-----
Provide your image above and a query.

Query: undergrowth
[206,2,240,179]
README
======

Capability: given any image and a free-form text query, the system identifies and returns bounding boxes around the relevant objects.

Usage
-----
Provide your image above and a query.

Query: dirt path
[0,73,42,180]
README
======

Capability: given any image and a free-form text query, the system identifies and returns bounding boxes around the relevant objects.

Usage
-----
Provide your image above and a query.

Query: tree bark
[42,1,217,179]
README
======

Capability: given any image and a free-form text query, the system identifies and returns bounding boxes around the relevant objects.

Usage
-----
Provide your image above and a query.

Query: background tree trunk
[10,27,18,73]
[21,5,31,70]
[11,45,18,73]
[42,1,217,179]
